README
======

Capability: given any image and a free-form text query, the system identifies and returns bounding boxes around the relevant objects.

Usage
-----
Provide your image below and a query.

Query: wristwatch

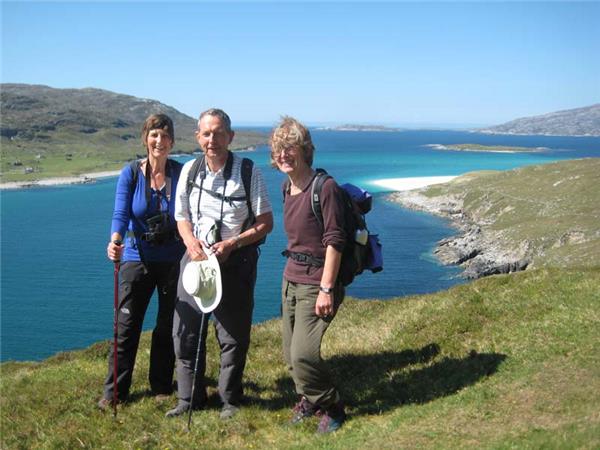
[231,235,243,249]
[319,286,333,294]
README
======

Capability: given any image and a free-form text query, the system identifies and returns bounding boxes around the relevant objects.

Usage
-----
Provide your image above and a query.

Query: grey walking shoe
[219,404,240,420]
[97,397,119,411]
[165,401,190,418]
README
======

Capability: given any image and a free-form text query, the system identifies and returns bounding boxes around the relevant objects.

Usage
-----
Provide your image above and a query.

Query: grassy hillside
[2,268,599,449]
[0,84,267,182]
[414,158,600,273]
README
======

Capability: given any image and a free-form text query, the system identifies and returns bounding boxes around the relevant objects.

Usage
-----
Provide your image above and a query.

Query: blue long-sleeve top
[111,160,186,263]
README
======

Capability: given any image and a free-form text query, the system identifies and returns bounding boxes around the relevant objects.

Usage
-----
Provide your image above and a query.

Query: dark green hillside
[0,84,267,182]
[436,158,600,269]
[393,158,600,278]
[2,268,599,448]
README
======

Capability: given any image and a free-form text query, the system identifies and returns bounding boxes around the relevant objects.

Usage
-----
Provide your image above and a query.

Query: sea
[2,129,599,362]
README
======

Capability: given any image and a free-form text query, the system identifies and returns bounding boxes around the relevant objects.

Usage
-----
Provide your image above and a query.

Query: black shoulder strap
[282,179,290,202]
[129,159,141,188]
[310,168,330,229]
[186,155,205,196]
[129,159,152,205]
[241,157,254,220]
[223,151,234,181]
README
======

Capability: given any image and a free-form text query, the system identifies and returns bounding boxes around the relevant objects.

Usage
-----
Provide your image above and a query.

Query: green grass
[1,84,269,183]
[2,268,599,449]
[422,158,600,269]
[0,130,267,183]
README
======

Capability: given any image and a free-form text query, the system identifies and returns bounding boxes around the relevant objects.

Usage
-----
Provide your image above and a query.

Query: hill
[0,84,268,183]
[1,268,599,448]
[478,104,600,136]
[390,158,600,278]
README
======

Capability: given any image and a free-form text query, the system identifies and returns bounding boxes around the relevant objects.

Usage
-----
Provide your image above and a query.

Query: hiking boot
[153,394,171,403]
[97,397,118,411]
[220,404,240,420]
[317,403,346,433]
[290,396,321,424]
[165,401,190,418]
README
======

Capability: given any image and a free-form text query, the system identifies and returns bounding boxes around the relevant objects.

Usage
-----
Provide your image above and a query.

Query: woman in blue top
[98,114,186,410]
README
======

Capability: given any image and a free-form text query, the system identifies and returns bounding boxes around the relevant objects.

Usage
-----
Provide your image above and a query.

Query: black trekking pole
[112,260,120,419]
[187,312,206,432]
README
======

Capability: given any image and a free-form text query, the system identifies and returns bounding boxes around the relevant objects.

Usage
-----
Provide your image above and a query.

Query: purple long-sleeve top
[283,177,346,285]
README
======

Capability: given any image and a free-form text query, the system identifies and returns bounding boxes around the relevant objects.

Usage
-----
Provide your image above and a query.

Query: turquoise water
[2,130,599,361]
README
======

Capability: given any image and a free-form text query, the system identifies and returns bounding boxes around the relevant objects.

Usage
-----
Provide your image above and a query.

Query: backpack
[185,152,264,245]
[283,169,383,286]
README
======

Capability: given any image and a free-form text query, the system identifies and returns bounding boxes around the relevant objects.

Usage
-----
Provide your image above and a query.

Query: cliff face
[478,104,600,137]
[389,159,600,278]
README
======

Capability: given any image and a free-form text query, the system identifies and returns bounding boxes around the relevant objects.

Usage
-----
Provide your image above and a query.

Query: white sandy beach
[2,173,459,192]
[371,175,458,192]
[0,170,121,190]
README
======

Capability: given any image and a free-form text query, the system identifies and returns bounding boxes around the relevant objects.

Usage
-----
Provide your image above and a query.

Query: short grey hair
[198,108,232,133]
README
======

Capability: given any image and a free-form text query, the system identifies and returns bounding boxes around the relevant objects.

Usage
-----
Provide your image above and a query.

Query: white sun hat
[182,252,222,313]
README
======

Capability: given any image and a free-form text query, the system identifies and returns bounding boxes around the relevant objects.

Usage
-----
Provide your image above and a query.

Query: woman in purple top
[98,114,185,411]
[271,116,347,433]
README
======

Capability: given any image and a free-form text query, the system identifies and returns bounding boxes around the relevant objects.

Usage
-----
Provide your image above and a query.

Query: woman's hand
[107,240,124,262]
[315,291,334,318]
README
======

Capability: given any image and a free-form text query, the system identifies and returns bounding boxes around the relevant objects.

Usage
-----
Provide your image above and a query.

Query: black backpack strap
[129,159,141,188]
[310,168,330,230]
[241,157,254,223]
[282,179,290,202]
[222,151,234,181]
[129,158,152,206]
[186,155,206,196]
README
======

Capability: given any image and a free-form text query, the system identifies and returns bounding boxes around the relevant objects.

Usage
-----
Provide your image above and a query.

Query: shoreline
[3,169,461,192]
[0,148,264,191]
[387,175,530,279]
[370,175,458,191]
[0,170,121,190]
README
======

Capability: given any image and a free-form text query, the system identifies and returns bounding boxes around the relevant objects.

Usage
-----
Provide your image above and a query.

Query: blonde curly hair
[270,116,315,168]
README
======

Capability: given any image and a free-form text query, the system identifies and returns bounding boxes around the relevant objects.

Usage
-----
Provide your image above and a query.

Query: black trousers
[173,246,257,407]
[103,261,179,401]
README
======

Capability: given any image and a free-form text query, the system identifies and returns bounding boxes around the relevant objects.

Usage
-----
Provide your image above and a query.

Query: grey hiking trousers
[281,279,344,408]
[172,247,257,407]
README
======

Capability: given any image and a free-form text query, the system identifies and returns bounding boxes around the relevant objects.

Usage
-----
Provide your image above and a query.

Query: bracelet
[319,286,333,294]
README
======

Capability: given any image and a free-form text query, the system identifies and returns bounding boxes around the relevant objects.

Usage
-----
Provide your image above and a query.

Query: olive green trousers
[281,279,344,408]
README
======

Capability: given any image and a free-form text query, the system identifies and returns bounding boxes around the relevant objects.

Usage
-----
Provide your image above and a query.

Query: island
[425,144,548,153]
[318,124,403,132]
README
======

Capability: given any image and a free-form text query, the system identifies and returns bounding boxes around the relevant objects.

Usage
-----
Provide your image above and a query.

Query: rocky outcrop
[389,190,530,279]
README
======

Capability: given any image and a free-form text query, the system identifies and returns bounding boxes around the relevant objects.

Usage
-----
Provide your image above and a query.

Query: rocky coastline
[389,187,529,279]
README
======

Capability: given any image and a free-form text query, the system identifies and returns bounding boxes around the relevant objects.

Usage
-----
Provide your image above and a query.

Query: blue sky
[2,1,599,127]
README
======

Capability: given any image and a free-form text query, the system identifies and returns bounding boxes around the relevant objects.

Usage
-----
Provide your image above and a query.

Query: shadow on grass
[261,344,506,415]
[334,347,506,415]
